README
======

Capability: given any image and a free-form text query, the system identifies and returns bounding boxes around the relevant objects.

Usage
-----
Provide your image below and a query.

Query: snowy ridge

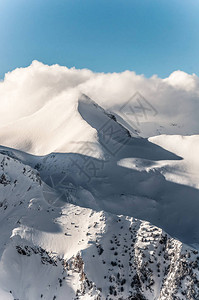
[0,147,199,299]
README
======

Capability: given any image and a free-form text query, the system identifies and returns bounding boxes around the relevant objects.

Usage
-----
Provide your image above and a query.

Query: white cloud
[0,61,199,154]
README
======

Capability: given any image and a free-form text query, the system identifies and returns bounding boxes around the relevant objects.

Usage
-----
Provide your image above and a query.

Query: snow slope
[0,152,199,300]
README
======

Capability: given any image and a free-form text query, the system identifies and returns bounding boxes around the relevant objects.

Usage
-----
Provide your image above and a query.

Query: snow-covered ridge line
[1,61,199,156]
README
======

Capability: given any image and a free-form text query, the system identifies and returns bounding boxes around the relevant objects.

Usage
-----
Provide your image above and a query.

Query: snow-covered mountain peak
[1,62,199,299]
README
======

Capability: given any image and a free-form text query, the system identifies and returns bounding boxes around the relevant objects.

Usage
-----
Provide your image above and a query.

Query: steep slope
[0,90,102,156]
[0,152,199,300]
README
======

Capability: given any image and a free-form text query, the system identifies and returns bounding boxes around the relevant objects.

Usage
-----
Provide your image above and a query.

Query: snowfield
[0,63,199,299]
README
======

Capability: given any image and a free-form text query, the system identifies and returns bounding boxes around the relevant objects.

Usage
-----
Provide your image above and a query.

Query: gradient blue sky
[0,0,199,78]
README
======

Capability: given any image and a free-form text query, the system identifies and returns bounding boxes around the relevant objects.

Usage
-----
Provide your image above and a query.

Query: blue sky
[0,0,199,78]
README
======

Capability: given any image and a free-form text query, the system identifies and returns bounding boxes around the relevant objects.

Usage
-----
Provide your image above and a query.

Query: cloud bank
[0,61,199,154]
